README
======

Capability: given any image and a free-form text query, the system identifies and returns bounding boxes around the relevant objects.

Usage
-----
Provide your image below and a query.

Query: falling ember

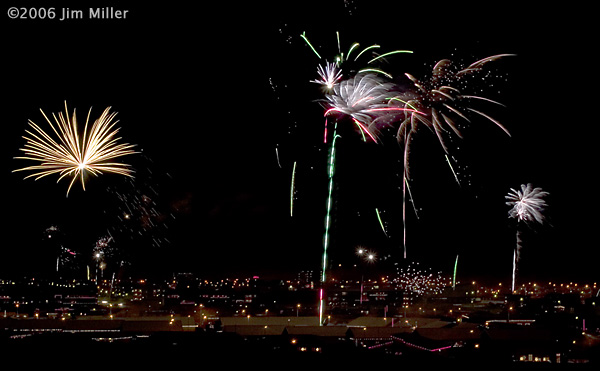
[13,101,137,196]
[445,154,460,187]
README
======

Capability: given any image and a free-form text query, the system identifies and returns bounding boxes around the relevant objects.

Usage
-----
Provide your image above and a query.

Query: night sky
[3,2,597,282]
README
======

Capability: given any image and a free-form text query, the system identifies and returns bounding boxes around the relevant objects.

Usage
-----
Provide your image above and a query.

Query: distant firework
[93,236,114,265]
[13,101,137,196]
[393,261,449,297]
[56,245,77,273]
[100,153,180,272]
[43,225,79,274]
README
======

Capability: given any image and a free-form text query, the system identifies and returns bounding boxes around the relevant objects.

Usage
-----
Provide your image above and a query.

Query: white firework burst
[312,62,343,91]
[506,183,549,224]
[324,73,415,140]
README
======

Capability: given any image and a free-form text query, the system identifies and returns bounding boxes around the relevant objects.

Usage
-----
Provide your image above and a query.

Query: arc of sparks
[367,50,413,64]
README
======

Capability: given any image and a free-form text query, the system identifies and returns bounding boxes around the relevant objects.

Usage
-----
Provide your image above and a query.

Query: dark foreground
[1,331,597,369]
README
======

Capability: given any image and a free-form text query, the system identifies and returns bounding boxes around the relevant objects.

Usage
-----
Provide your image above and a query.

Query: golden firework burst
[13,101,137,196]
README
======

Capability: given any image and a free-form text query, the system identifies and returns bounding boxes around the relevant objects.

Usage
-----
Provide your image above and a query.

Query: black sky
[2,1,598,282]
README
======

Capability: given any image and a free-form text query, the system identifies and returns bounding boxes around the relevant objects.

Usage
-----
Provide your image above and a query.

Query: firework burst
[302,31,412,84]
[324,73,418,142]
[312,62,343,91]
[13,101,137,196]
[395,54,514,173]
[303,32,416,142]
[506,183,549,292]
[299,31,512,321]
[389,54,514,259]
[506,183,549,225]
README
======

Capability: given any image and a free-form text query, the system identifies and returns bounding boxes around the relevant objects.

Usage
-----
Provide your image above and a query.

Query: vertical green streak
[320,123,340,325]
[453,255,459,290]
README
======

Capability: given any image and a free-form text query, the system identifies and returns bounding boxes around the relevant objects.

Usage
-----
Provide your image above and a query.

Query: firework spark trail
[453,254,459,290]
[290,161,297,217]
[506,183,549,292]
[512,248,517,293]
[320,125,341,325]
[275,146,282,168]
[375,208,388,237]
[402,175,407,259]
[300,31,322,59]
[445,154,460,186]
[13,101,137,196]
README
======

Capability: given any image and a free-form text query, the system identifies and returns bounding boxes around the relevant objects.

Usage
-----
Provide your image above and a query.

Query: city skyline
[3,2,597,284]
